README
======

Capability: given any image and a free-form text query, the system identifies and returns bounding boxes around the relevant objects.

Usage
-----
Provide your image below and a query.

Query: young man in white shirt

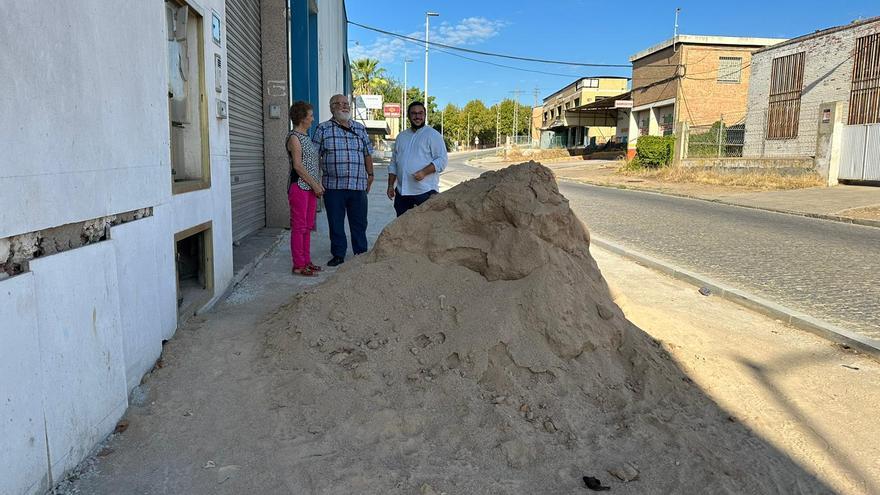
[386,101,448,217]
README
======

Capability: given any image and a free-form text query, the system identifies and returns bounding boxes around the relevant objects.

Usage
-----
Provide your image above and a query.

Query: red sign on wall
[383,103,401,118]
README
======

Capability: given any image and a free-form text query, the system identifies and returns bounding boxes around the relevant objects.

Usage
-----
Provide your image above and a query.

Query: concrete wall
[0,4,169,238]
[263,0,292,229]
[743,20,880,158]
[681,157,814,169]
[0,0,233,492]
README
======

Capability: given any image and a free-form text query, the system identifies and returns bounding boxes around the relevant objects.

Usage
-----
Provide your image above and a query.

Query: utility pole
[673,8,681,52]
[496,103,500,147]
[402,58,412,132]
[440,110,444,137]
[510,89,523,144]
[424,11,440,122]
[467,112,471,150]
[532,87,541,146]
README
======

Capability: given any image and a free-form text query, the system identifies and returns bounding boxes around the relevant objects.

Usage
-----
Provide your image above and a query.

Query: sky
[346,0,878,108]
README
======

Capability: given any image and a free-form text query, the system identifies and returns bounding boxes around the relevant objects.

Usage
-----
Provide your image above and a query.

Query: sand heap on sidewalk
[262,162,823,494]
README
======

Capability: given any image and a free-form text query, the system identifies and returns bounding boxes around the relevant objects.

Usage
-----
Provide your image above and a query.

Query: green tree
[351,58,389,95]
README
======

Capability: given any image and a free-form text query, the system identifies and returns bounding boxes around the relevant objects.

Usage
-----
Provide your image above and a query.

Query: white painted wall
[0,274,49,495]
[317,0,348,122]
[30,243,129,482]
[0,0,233,492]
[0,3,169,238]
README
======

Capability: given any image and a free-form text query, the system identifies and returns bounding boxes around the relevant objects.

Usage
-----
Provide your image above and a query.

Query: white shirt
[389,125,448,196]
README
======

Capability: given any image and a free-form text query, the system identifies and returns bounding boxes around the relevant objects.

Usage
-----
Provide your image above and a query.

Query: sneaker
[327,256,345,267]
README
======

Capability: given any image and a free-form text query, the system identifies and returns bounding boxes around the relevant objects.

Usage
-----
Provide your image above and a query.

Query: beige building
[540,76,630,148]
[628,35,785,156]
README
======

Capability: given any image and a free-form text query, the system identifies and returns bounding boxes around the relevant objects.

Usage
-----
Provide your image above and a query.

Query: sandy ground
[593,247,880,495]
[59,165,879,495]
[838,205,880,222]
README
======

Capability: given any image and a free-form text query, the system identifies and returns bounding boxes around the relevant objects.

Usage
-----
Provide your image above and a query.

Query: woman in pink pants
[285,101,324,276]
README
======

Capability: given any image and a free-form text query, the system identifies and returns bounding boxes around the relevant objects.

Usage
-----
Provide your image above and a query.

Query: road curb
[591,236,880,360]
[565,177,880,230]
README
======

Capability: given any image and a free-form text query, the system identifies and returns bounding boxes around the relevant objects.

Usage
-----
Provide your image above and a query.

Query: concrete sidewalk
[470,158,880,228]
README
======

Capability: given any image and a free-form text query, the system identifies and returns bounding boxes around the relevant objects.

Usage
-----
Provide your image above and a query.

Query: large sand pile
[262,162,825,494]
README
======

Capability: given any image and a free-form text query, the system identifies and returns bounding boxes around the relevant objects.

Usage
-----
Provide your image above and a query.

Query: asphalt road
[440,157,880,340]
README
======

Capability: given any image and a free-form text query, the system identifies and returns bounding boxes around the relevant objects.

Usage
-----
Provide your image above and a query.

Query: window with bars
[848,32,880,125]
[717,56,743,83]
[766,52,805,140]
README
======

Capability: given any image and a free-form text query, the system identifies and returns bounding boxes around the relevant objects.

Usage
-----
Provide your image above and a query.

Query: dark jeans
[393,189,438,217]
[323,189,368,258]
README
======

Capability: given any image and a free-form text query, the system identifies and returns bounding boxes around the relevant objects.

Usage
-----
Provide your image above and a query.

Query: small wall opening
[175,222,213,318]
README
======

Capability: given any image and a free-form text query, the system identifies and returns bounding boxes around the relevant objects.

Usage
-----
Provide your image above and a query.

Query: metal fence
[507,135,534,147]
[684,119,746,158]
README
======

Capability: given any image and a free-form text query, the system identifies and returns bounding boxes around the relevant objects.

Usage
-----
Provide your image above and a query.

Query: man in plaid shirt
[312,94,375,266]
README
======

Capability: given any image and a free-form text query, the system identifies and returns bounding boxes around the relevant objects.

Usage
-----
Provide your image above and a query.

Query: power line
[427,44,583,78]
[348,19,633,68]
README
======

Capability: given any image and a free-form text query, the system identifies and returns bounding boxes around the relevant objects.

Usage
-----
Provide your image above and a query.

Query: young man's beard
[409,119,425,130]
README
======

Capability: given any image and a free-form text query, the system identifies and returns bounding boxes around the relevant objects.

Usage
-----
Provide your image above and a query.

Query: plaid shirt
[312,119,374,190]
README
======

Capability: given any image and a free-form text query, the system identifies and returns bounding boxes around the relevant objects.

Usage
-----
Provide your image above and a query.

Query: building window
[717,56,743,83]
[577,78,599,89]
[573,97,580,107]
[767,52,805,140]
[849,32,880,125]
[166,0,211,194]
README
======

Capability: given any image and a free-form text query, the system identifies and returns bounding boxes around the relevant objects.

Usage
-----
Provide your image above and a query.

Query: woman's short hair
[289,101,313,125]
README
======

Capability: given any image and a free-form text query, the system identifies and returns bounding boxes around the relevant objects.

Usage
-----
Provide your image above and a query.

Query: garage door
[226,0,265,241]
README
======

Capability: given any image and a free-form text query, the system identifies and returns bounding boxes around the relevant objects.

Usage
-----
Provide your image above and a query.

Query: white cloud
[349,37,410,64]
[433,17,506,46]
[349,17,505,64]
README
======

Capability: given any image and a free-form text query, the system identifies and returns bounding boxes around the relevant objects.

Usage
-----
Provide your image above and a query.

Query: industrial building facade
[0,2,350,494]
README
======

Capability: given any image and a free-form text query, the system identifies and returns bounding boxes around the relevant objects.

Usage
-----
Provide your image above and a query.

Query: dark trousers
[324,189,368,258]
[393,189,438,217]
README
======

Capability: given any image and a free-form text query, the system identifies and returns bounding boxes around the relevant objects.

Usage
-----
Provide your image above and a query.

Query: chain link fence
[684,117,746,158]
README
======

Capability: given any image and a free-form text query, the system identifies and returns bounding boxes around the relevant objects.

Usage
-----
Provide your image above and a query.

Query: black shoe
[327,256,345,267]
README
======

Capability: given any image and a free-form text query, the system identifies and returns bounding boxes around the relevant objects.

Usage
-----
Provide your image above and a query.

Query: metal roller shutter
[226,0,265,241]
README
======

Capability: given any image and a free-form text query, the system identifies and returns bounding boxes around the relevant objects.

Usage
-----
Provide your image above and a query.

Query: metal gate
[227,0,265,241]
[840,123,880,181]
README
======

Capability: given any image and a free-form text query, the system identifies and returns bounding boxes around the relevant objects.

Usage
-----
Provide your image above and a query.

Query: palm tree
[351,58,389,95]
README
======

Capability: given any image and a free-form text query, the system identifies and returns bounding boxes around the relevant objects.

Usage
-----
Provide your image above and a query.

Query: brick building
[627,35,784,157]
[742,17,880,183]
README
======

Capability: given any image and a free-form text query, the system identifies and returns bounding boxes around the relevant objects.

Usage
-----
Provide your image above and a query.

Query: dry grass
[619,165,825,190]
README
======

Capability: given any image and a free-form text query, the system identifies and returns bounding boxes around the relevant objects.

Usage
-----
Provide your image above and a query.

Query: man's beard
[409,119,425,130]
[333,110,351,122]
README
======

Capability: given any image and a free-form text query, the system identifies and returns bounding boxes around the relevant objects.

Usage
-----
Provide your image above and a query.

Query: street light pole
[402,58,412,132]
[441,110,444,137]
[424,11,439,123]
